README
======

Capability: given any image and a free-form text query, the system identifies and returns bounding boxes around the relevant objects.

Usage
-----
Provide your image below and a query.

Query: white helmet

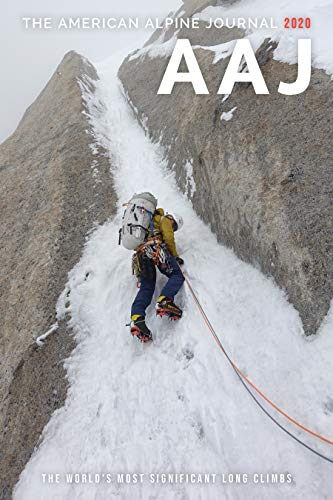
[167,213,183,231]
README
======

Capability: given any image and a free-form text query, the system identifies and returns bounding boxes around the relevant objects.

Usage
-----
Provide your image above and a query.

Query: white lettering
[278,39,311,95]
[158,39,209,95]
[218,39,269,94]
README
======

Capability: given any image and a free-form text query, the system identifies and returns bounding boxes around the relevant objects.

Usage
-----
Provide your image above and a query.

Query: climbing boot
[130,315,153,343]
[156,296,182,320]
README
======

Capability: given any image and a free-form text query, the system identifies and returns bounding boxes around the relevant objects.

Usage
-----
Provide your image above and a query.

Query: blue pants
[131,253,184,318]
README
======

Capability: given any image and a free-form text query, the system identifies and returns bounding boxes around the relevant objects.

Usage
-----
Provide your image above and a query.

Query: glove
[176,257,184,266]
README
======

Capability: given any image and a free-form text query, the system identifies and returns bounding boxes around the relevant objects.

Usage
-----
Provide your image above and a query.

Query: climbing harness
[133,238,173,279]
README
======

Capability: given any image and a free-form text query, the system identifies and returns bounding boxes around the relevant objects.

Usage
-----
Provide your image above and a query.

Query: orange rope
[182,271,333,447]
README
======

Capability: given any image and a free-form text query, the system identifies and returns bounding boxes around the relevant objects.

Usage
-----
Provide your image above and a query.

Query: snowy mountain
[0,1,332,499]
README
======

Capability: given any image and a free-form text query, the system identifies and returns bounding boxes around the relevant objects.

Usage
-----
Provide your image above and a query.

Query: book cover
[0,1,332,499]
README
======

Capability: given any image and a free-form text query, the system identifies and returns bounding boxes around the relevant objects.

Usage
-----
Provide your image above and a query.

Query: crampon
[156,297,182,321]
[130,316,153,343]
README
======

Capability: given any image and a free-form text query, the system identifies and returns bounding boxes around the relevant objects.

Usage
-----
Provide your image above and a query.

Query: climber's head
[166,213,183,232]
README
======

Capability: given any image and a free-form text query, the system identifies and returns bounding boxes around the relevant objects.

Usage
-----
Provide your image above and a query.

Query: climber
[130,209,185,343]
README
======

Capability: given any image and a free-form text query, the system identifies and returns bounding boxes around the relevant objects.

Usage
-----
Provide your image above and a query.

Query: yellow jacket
[150,208,179,258]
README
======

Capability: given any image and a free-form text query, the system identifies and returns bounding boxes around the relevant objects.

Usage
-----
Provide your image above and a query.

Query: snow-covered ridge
[130,0,333,77]
[197,0,333,76]
[129,33,179,61]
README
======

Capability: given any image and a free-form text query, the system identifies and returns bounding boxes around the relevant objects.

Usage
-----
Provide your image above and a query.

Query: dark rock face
[119,10,333,334]
[0,51,116,497]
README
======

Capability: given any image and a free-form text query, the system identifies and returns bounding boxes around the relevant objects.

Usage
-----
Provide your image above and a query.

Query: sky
[0,0,181,144]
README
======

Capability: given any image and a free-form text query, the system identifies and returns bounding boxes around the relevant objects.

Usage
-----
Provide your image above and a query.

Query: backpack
[119,192,158,250]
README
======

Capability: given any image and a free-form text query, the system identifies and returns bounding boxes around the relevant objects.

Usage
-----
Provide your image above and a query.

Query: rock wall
[0,51,116,498]
[119,5,333,335]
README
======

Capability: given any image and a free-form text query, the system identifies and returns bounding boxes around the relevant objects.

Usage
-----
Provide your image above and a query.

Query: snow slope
[14,53,333,500]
